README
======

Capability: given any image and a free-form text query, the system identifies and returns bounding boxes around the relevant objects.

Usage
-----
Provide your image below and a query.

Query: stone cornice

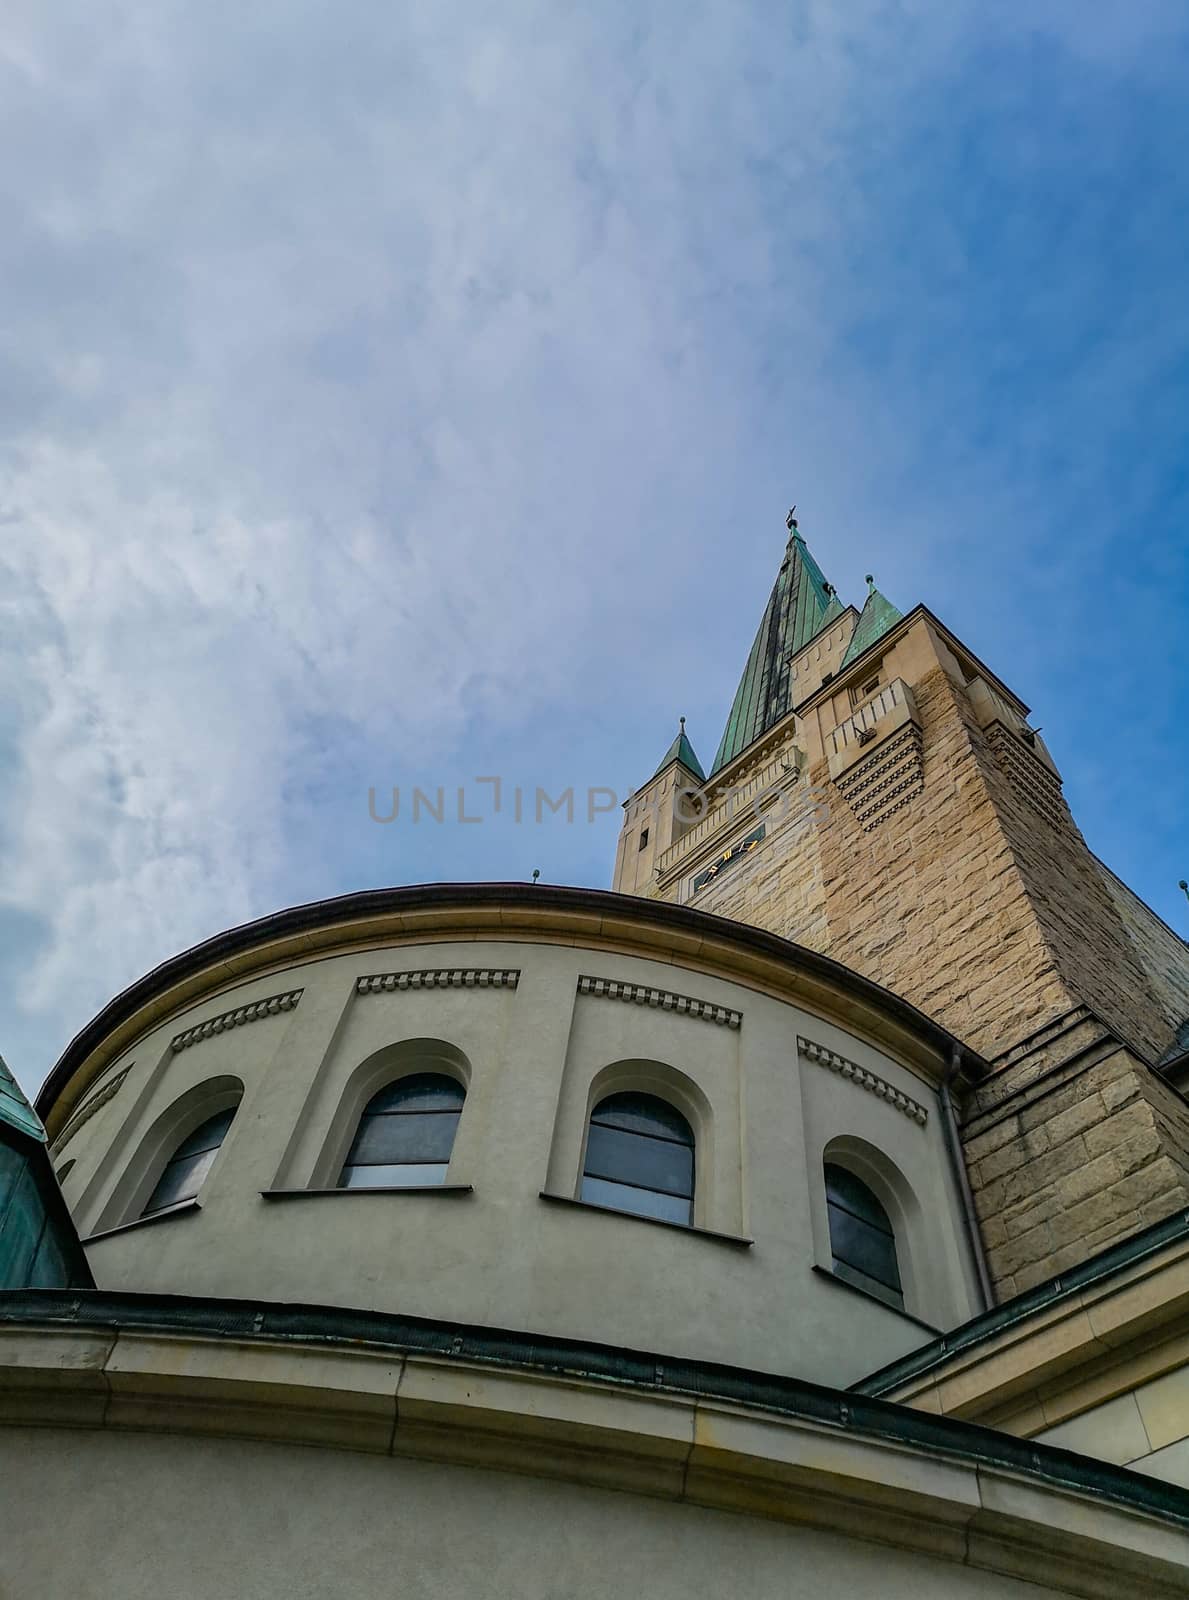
[799,1037,929,1124]
[578,975,741,1029]
[1,1290,1186,1596]
[170,989,303,1052]
[36,883,987,1138]
[357,968,519,995]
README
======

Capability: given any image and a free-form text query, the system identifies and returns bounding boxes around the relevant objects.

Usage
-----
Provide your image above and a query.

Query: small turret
[839,575,904,670]
[652,714,706,784]
[613,717,707,896]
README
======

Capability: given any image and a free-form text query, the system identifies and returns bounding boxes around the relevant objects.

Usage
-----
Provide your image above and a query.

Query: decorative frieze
[798,1036,928,1125]
[985,722,1068,830]
[578,975,742,1029]
[171,990,303,1053]
[357,969,520,995]
[832,722,925,832]
[52,1066,132,1154]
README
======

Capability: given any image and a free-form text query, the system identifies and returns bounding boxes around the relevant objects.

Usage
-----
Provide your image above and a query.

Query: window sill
[539,1191,752,1248]
[260,1185,474,1200]
[83,1198,202,1244]
[812,1264,940,1334]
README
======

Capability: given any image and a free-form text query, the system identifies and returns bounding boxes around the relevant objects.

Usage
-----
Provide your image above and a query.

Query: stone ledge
[0,1306,1186,1598]
[539,1190,753,1246]
[82,1198,202,1244]
[262,1185,474,1200]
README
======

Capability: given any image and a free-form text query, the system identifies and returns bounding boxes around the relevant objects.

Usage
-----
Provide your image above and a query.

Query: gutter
[940,1045,996,1312]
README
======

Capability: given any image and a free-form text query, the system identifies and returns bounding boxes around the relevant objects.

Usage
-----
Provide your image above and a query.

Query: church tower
[613,511,1189,1296]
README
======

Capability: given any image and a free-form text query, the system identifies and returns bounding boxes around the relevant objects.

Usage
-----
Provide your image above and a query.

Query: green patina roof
[0,1053,45,1144]
[653,721,705,783]
[839,576,903,671]
[711,516,840,775]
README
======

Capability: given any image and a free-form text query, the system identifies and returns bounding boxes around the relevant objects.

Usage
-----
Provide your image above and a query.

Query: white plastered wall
[53,934,981,1385]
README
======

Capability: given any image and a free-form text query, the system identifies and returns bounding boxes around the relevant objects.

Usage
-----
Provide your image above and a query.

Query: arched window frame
[337,1072,466,1189]
[818,1135,921,1318]
[142,1106,238,1217]
[96,1076,244,1232]
[575,1060,713,1230]
[581,1090,696,1226]
[310,1039,472,1192]
[824,1160,903,1310]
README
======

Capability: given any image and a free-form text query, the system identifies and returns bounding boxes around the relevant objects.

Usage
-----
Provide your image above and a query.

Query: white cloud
[2,0,1186,1086]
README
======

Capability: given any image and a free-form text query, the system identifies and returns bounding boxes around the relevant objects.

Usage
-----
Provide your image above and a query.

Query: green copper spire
[653,716,705,783]
[839,574,903,670]
[711,510,839,774]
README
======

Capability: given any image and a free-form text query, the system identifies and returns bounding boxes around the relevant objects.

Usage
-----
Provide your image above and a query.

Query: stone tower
[613,511,1189,1296]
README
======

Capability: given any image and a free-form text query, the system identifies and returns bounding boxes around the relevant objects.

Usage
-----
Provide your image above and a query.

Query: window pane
[366,1074,465,1114]
[827,1199,902,1292]
[348,1109,460,1166]
[172,1108,236,1162]
[590,1093,693,1145]
[143,1145,217,1215]
[824,1164,892,1234]
[339,1162,449,1189]
[583,1123,694,1197]
[581,1175,693,1226]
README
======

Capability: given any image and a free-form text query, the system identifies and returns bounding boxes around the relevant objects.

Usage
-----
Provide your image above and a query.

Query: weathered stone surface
[618,611,1189,1296]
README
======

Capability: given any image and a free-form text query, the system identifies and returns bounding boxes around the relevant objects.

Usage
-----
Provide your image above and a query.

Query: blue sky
[2,0,1187,1092]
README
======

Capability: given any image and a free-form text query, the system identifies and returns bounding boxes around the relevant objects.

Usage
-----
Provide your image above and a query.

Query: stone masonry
[616,601,1189,1298]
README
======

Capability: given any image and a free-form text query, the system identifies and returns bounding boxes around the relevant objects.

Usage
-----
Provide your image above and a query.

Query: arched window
[143,1108,236,1217]
[581,1091,695,1225]
[338,1073,464,1189]
[824,1162,903,1309]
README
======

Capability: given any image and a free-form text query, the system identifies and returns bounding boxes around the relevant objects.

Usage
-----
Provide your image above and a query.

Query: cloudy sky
[3,1,1187,1092]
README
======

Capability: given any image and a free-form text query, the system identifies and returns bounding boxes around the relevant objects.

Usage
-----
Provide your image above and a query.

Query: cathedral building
[1,512,1188,1597]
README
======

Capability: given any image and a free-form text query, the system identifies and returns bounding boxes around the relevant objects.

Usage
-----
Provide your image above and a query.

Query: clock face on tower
[691,824,765,895]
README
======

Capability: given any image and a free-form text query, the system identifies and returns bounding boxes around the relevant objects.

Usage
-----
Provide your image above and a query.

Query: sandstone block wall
[632,613,1189,1297]
[1094,859,1189,1060]
[684,733,831,953]
[964,1038,1189,1295]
